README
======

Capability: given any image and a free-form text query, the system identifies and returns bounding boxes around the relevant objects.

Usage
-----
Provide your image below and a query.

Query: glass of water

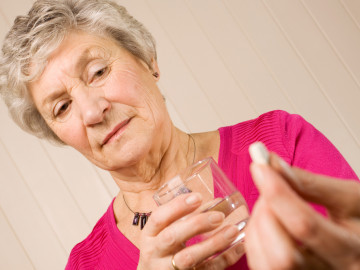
[153,157,249,248]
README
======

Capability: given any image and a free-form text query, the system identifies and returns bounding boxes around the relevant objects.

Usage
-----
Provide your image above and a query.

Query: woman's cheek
[57,124,90,151]
[104,65,150,106]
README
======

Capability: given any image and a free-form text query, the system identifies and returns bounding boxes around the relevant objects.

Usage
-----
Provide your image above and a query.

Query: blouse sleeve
[278,110,358,180]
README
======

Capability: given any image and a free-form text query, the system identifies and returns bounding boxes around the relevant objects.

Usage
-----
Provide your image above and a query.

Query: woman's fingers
[145,193,203,236]
[138,193,204,268]
[140,193,230,268]
[269,153,360,217]
[297,247,331,270]
[194,242,244,270]
[245,198,280,270]
[246,198,303,270]
[251,163,360,269]
[155,211,225,255]
[256,200,304,269]
[143,192,246,267]
[246,198,331,270]
[172,224,243,269]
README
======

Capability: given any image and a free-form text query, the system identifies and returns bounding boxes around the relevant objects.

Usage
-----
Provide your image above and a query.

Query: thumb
[269,153,360,218]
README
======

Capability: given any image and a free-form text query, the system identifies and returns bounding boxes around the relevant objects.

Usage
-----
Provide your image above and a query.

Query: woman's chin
[94,147,149,172]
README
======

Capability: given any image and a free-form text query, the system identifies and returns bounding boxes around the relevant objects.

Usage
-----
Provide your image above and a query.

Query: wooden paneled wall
[0,0,359,269]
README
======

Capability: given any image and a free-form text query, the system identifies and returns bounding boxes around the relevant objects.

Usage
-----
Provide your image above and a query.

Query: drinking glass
[153,157,249,248]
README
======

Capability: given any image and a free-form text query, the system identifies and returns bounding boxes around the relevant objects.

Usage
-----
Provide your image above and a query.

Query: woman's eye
[89,65,109,84]
[54,100,71,117]
[95,68,106,77]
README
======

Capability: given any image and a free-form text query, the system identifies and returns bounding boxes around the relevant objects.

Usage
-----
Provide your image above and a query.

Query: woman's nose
[74,88,111,126]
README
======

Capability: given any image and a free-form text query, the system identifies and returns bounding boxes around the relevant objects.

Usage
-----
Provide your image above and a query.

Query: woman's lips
[102,118,131,146]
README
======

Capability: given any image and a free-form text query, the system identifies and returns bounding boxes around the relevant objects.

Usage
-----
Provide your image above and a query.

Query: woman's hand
[246,153,360,270]
[137,192,244,269]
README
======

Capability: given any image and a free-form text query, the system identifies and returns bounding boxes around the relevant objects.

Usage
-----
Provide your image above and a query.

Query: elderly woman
[0,0,358,269]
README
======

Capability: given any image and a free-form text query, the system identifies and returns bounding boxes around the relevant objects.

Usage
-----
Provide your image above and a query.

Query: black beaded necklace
[123,195,151,230]
[122,134,196,230]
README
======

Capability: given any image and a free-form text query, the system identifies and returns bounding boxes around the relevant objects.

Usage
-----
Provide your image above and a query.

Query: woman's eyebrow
[41,47,100,107]
[42,88,65,108]
[74,48,94,73]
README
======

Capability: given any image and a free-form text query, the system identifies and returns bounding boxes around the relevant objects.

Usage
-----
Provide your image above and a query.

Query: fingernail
[224,226,239,240]
[208,211,225,225]
[249,142,270,165]
[185,193,201,205]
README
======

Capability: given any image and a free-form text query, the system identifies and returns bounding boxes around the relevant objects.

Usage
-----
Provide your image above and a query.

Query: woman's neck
[112,127,220,232]
[110,126,193,194]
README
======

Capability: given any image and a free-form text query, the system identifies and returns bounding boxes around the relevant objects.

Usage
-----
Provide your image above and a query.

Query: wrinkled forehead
[28,32,117,84]
[28,31,115,79]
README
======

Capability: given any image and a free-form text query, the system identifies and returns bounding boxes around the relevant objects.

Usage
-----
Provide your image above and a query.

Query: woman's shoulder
[221,110,301,133]
[219,110,357,179]
[219,110,300,156]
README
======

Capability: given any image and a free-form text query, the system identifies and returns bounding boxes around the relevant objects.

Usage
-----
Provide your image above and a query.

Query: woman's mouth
[102,118,131,146]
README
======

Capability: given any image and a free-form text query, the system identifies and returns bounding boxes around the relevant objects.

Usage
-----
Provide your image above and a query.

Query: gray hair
[0,0,157,144]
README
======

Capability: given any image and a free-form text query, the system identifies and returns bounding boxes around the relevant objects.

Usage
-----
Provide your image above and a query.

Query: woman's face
[29,32,169,171]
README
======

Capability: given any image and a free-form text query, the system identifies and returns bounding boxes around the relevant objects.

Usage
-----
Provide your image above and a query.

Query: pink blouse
[66,110,358,269]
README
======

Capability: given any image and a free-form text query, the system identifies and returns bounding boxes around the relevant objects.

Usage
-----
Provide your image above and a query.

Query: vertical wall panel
[0,141,67,269]
[301,0,360,89]
[186,0,293,116]
[341,0,360,28]
[0,102,90,254]
[147,0,259,127]
[0,14,8,41]
[263,0,360,146]
[0,208,34,269]
[0,0,32,24]
[42,142,112,225]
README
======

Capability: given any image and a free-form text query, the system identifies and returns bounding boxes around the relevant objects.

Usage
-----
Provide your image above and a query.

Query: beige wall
[1,0,359,269]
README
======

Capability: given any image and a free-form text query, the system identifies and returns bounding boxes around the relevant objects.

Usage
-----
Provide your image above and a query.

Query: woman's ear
[151,58,160,81]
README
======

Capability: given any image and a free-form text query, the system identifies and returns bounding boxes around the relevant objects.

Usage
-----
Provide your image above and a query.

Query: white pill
[249,142,270,165]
